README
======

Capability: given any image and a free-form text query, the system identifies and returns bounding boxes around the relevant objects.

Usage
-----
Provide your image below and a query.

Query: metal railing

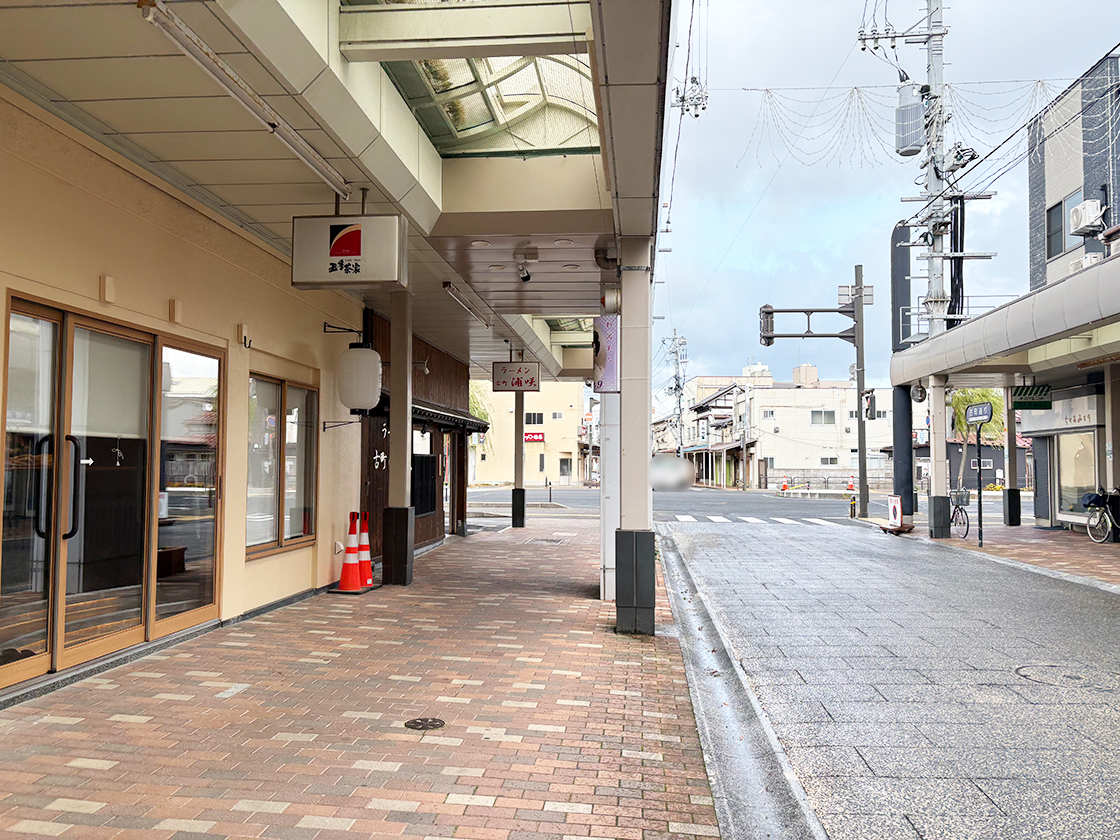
[899,294,1017,343]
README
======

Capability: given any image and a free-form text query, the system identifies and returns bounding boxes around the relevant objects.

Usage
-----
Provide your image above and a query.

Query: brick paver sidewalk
[0,518,720,840]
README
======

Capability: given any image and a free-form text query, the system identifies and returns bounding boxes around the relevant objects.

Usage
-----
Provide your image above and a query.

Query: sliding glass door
[0,304,222,688]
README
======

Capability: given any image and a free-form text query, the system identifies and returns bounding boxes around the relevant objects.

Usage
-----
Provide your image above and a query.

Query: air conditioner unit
[1070,253,1104,274]
[1070,199,1104,236]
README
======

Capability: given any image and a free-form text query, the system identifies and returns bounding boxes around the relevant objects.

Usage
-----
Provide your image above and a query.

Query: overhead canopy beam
[340,0,593,62]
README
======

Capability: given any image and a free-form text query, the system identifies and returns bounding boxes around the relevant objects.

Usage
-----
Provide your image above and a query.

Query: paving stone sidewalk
[0,519,720,840]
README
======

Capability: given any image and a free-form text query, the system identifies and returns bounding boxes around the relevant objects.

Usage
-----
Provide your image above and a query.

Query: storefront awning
[890,253,1120,386]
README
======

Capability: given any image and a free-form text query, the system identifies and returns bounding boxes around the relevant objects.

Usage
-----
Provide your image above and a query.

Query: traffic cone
[336,512,363,593]
[847,475,855,491]
[781,476,788,491]
[357,511,374,587]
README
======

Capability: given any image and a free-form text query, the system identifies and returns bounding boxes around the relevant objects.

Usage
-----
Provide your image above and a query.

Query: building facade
[469,381,588,486]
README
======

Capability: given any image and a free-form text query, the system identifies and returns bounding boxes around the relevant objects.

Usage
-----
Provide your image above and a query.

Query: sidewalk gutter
[657,525,828,840]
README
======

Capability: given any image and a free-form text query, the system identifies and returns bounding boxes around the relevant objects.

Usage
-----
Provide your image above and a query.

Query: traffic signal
[862,390,876,420]
[759,304,775,346]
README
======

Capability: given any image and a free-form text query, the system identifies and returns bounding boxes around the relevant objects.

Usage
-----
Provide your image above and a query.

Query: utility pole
[662,331,688,456]
[854,266,869,518]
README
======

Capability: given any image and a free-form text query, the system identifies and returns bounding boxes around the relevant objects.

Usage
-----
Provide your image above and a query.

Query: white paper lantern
[337,345,381,411]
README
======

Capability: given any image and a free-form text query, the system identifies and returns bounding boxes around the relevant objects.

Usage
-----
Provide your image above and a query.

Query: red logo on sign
[329,223,362,257]
[524,432,544,442]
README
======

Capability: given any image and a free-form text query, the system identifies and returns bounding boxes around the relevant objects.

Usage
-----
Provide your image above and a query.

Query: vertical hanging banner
[593,315,619,393]
[492,362,540,391]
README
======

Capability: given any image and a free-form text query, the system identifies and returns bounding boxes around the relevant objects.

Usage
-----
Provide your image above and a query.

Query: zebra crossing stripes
[670,514,845,526]
[675,514,697,522]
[770,517,801,525]
[803,517,840,526]
[738,516,766,524]
[707,515,731,523]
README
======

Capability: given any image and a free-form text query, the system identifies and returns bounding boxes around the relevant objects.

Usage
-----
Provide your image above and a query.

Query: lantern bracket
[322,420,362,431]
[324,321,362,337]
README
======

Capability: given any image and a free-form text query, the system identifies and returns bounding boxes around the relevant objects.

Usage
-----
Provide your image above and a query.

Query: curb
[656,526,828,840]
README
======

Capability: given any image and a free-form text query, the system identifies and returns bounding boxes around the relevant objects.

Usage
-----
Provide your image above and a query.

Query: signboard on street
[524,432,544,442]
[887,495,902,528]
[965,401,993,425]
[492,362,540,391]
[292,214,408,289]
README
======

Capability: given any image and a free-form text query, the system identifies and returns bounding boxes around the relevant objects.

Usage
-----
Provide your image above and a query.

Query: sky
[651,0,1120,410]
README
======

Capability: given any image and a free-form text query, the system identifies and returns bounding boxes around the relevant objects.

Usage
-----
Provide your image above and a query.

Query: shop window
[560,458,572,477]
[247,376,318,552]
[1058,431,1096,515]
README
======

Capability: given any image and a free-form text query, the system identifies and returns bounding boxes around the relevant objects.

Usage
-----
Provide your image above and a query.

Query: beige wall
[471,381,585,485]
[0,88,365,621]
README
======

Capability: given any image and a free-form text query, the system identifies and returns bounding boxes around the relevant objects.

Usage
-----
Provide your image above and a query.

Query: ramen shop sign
[492,362,540,392]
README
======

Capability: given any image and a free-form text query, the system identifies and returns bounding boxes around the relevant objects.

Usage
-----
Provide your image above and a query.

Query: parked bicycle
[949,489,970,539]
[1083,487,1119,543]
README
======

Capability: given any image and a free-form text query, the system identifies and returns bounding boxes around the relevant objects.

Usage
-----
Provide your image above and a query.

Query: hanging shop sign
[1011,384,1052,410]
[492,362,540,391]
[592,315,619,393]
[291,214,408,289]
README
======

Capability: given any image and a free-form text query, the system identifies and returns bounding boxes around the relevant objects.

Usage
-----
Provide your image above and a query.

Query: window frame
[539,453,545,472]
[246,373,319,558]
[525,412,544,425]
[1046,188,1086,261]
[811,410,836,425]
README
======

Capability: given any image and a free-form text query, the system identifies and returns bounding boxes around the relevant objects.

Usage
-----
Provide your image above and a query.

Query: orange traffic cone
[781,476,788,491]
[357,511,374,587]
[335,512,364,593]
[847,475,855,491]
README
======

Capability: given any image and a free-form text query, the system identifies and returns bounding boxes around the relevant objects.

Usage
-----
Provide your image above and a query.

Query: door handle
[32,435,53,539]
[63,435,81,540]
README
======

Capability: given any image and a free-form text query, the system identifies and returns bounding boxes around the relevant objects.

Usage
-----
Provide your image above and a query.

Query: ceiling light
[562,264,580,270]
[470,240,491,247]
[443,282,492,329]
[554,238,575,246]
[140,0,350,199]
[488,264,505,271]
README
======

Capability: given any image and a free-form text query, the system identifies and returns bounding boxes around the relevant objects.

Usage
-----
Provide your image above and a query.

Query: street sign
[1012,384,1051,410]
[965,401,993,425]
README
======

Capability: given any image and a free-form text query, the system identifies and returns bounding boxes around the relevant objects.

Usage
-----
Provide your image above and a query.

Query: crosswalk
[671,514,845,526]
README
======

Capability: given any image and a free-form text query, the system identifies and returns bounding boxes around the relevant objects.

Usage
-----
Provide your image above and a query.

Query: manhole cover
[527,538,564,546]
[1014,664,1119,692]
[404,718,446,730]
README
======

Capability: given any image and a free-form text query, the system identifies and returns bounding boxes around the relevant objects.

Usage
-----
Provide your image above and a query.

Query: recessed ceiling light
[470,239,490,247]
[562,264,580,270]
[488,264,505,271]
[554,238,574,246]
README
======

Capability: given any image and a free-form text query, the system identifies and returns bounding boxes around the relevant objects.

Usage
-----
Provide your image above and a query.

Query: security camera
[517,262,531,282]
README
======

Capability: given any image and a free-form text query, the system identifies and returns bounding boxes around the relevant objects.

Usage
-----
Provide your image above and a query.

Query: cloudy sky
[652,0,1120,408]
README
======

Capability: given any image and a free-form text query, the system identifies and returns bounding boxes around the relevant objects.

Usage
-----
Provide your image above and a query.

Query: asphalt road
[660,518,1120,840]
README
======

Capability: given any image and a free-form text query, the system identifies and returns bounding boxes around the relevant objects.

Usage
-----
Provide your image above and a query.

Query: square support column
[1003,387,1021,526]
[384,288,415,585]
[616,237,654,635]
[513,389,525,527]
[929,375,951,538]
[600,392,620,601]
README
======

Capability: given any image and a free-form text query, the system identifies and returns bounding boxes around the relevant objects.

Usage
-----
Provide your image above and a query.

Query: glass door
[1,310,61,683]
[58,324,151,664]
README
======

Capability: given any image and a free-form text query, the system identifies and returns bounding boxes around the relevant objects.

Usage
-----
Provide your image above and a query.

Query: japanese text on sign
[492,361,541,392]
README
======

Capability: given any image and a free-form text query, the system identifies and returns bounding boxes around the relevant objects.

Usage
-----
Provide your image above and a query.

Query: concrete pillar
[929,374,951,538]
[384,288,414,584]
[1003,388,1021,525]
[513,389,525,527]
[616,237,654,635]
[1105,365,1120,491]
[892,384,915,525]
[599,392,620,601]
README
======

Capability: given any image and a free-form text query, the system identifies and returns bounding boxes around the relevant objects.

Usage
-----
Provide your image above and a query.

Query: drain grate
[404,717,446,730]
[527,538,564,546]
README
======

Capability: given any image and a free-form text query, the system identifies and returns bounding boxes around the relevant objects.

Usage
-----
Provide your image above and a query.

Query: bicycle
[1083,487,1119,543]
[949,489,970,539]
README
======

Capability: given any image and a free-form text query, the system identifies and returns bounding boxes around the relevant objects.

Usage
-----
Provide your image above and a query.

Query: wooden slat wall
[367,311,468,412]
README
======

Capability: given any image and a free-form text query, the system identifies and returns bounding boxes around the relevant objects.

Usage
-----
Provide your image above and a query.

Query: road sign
[965,401,993,425]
